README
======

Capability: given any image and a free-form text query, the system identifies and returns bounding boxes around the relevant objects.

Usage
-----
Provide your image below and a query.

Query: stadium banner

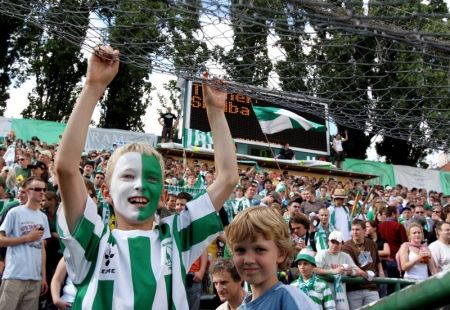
[393,165,441,193]
[12,118,66,144]
[439,171,450,195]
[85,127,157,151]
[344,158,396,186]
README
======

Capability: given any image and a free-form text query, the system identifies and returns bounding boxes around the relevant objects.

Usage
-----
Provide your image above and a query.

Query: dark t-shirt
[278,148,294,160]
[161,113,177,127]
[342,237,380,291]
[378,220,408,260]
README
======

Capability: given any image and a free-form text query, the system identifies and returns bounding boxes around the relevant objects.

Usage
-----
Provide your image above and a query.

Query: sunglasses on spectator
[415,211,424,214]
[29,187,47,193]
[18,158,26,161]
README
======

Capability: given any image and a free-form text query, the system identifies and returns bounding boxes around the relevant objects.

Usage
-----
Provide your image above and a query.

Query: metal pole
[363,270,450,310]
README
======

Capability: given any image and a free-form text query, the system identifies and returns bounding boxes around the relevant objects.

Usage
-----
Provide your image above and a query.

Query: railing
[318,274,416,292]
[362,270,450,310]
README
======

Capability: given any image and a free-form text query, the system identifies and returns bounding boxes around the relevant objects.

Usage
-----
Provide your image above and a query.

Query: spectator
[54,47,238,309]
[315,231,363,310]
[428,221,450,272]
[290,249,336,310]
[0,177,50,309]
[400,206,413,228]
[165,192,177,213]
[365,220,390,297]
[328,189,351,242]
[50,258,76,310]
[282,196,302,223]
[301,186,324,217]
[235,181,260,213]
[342,219,382,308]
[159,107,178,143]
[226,207,317,309]
[399,223,437,280]
[15,153,31,182]
[276,142,295,160]
[82,161,95,180]
[378,206,407,288]
[314,207,336,252]
[175,192,193,214]
[38,150,53,167]
[289,212,313,254]
[332,130,348,169]
[211,258,247,310]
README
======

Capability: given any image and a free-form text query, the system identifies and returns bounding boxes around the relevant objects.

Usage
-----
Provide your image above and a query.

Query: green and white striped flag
[183,128,213,149]
[252,106,325,134]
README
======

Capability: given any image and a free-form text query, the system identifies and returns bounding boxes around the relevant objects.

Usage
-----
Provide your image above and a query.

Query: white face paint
[110,152,162,224]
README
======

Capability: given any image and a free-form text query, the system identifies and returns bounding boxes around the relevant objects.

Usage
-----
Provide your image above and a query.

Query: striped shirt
[57,193,222,310]
[314,223,336,251]
[291,275,336,310]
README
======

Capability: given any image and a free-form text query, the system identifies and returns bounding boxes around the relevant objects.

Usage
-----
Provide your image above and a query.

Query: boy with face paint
[55,46,239,309]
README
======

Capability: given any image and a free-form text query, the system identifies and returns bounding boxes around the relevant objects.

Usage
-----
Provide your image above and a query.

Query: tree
[217,0,279,86]
[99,0,205,131]
[0,10,41,116]
[21,0,89,122]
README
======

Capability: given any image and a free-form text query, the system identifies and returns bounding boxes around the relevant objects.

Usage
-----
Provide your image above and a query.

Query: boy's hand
[202,72,227,112]
[85,46,120,89]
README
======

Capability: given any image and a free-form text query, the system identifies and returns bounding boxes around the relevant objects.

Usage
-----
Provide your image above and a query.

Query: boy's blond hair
[105,142,165,185]
[226,206,293,269]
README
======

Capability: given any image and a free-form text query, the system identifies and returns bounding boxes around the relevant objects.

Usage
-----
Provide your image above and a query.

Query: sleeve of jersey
[175,193,223,269]
[56,197,105,285]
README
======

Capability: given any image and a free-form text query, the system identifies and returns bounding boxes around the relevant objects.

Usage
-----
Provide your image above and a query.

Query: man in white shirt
[429,221,450,272]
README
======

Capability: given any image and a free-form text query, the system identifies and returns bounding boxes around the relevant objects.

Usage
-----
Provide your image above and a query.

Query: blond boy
[226,207,318,309]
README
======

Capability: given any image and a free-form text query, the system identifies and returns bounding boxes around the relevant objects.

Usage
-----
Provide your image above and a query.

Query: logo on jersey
[161,239,173,272]
[101,247,116,276]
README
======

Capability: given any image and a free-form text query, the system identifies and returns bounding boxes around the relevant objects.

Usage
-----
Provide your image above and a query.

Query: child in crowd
[291,249,336,310]
[225,206,318,309]
[55,46,238,309]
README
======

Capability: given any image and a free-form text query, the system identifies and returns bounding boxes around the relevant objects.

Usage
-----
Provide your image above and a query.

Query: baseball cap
[39,149,53,159]
[328,230,344,243]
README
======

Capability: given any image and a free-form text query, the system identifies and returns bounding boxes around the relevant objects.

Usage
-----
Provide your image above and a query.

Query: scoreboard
[185,81,329,154]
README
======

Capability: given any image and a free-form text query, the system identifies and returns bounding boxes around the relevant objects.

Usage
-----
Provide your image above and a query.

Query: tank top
[404,249,428,280]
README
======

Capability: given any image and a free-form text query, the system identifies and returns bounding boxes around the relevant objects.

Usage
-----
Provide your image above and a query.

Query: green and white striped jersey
[57,193,222,310]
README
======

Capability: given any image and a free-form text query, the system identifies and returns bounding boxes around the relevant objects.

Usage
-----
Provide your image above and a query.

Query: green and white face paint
[110,152,163,224]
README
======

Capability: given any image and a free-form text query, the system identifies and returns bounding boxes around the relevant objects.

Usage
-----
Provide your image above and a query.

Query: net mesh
[1,0,449,150]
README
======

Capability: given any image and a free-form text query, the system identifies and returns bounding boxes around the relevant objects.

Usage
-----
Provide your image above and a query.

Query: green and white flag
[183,128,213,149]
[252,106,325,134]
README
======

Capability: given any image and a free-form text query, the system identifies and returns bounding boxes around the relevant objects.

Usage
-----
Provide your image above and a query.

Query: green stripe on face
[137,154,163,221]
[92,280,114,310]
[128,236,157,309]
[179,212,223,252]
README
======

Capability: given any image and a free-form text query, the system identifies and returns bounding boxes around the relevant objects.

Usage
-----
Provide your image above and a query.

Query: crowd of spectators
[0,131,449,309]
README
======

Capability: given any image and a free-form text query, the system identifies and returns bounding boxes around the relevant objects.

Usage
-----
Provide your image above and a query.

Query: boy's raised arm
[204,79,239,212]
[55,46,120,232]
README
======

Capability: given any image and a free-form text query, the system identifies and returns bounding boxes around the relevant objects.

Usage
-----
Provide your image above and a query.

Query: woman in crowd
[366,220,390,297]
[398,223,437,280]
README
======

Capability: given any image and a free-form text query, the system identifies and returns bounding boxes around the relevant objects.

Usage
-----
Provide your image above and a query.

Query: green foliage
[21,0,90,121]
[98,0,204,130]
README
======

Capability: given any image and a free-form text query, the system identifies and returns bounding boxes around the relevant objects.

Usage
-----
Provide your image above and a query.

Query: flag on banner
[183,128,213,149]
[252,106,325,134]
